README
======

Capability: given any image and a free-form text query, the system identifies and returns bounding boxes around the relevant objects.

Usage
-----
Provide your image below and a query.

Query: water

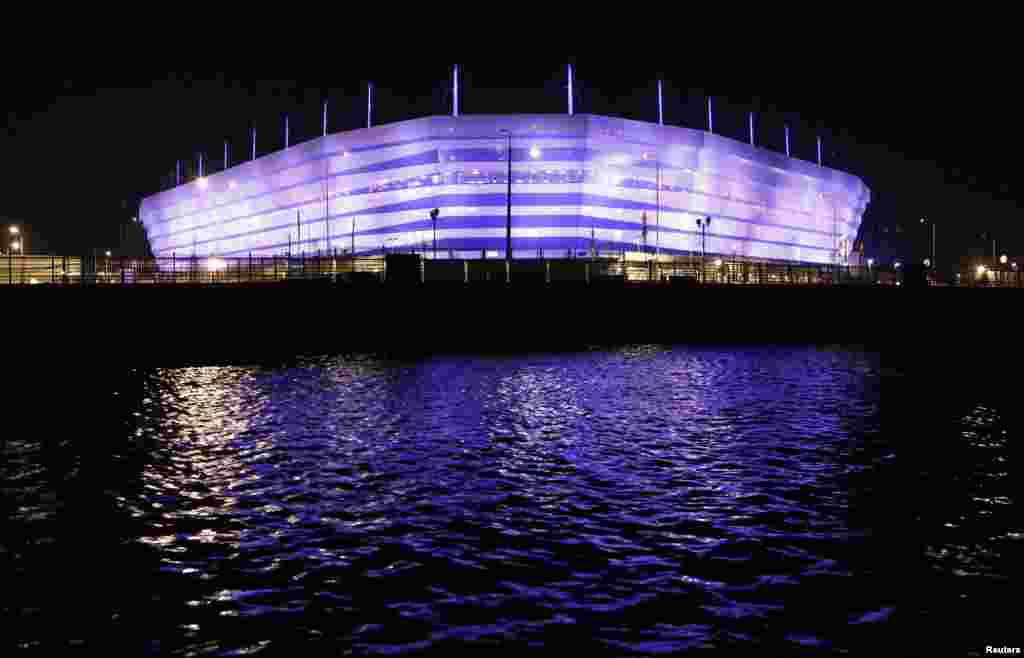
[0,344,945,655]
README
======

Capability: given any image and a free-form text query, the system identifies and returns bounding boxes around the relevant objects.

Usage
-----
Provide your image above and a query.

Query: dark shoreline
[3,282,1011,369]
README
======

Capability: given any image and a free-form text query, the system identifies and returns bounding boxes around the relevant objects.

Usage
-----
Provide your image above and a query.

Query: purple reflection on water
[2,346,893,654]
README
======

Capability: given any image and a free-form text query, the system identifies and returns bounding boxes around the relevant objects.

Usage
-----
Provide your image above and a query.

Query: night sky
[3,55,1020,267]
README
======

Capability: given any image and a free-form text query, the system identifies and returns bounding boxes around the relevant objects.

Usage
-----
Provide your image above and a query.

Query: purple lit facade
[139,115,870,264]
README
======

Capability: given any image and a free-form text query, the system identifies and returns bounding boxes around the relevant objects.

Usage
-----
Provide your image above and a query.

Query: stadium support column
[322,106,330,254]
[655,156,661,261]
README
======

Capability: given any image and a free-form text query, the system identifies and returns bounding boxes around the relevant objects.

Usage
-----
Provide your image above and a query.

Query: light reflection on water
[0,346,911,655]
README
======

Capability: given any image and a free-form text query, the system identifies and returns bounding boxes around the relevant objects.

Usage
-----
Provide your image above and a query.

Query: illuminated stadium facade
[139,114,871,265]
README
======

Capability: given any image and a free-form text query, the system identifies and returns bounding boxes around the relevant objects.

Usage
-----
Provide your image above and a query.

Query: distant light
[1001,254,1008,264]
[29,278,38,285]
[894,261,901,269]
[714,259,723,267]
[530,146,542,159]
[977,265,987,276]
[229,181,238,189]
[10,241,19,251]
[344,151,351,157]
[1013,263,1019,271]
[867,258,874,267]
[642,153,650,160]
[207,257,227,272]
[923,258,931,267]
[198,177,209,189]
[896,281,901,287]
[105,250,112,257]
[920,218,926,224]
[9,226,19,235]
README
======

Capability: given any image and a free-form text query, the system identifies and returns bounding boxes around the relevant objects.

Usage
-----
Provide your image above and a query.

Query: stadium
[138,113,870,266]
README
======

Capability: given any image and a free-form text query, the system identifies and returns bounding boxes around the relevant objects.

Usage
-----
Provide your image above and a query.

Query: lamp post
[499,130,512,272]
[7,225,19,283]
[9,225,23,256]
[977,232,997,264]
[696,217,711,283]
[430,208,440,260]
[920,217,936,275]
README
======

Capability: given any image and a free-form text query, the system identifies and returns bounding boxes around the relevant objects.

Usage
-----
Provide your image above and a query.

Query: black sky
[3,52,1021,267]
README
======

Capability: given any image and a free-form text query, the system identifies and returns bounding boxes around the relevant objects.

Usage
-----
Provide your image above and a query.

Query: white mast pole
[568,63,574,115]
[453,64,460,117]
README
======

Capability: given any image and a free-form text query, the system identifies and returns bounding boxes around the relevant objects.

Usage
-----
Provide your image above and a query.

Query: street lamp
[920,217,936,272]
[696,217,711,283]
[430,208,440,260]
[8,225,24,256]
[1000,254,1008,265]
[499,130,514,275]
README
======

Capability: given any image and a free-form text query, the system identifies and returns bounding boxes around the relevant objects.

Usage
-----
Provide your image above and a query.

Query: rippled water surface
[3,346,904,654]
